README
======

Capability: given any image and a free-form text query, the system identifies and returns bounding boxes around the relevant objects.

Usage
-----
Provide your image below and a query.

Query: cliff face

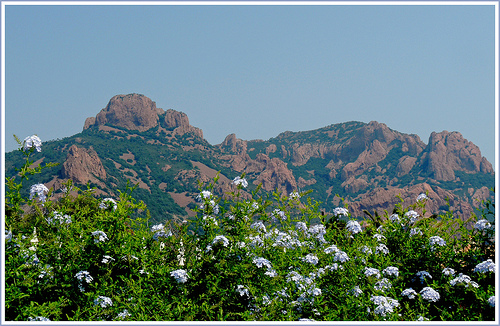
[420,131,494,181]
[17,93,492,222]
[61,145,107,187]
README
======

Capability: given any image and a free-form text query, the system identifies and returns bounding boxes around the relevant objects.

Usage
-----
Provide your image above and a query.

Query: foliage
[4,138,496,321]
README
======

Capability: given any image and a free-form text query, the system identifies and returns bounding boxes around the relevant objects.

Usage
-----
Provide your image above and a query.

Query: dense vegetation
[4,136,496,321]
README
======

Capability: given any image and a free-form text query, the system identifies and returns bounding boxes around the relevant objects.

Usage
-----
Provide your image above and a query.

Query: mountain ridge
[6,93,494,224]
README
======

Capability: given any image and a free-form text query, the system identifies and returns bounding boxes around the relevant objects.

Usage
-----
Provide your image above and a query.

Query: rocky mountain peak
[164,109,203,138]
[420,130,493,181]
[83,94,203,138]
[84,94,162,132]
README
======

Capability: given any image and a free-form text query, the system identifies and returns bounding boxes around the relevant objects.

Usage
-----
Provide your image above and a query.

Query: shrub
[4,135,496,321]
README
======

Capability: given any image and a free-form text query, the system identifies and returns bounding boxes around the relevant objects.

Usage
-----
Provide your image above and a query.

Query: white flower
[416,271,432,283]
[374,278,392,292]
[333,250,349,263]
[450,273,479,288]
[442,267,455,276]
[359,245,372,255]
[404,210,419,223]
[346,220,362,234]
[429,236,446,250]
[474,259,495,273]
[253,257,272,269]
[389,214,400,223]
[272,209,286,222]
[236,285,250,297]
[101,255,115,264]
[23,135,42,152]
[94,296,113,308]
[46,211,72,225]
[5,230,12,243]
[265,269,278,277]
[324,245,340,254]
[28,316,50,321]
[75,270,93,284]
[416,193,428,202]
[383,266,399,278]
[170,269,189,283]
[416,315,429,321]
[212,235,229,247]
[91,230,108,243]
[369,296,399,317]
[311,288,322,296]
[488,296,495,307]
[373,233,386,242]
[420,287,440,302]
[116,309,131,320]
[410,228,423,237]
[475,219,492,231]
[308,224,327,243]
[232,176,248,188]
[250,221,266,233]
[301,254,319,265]
[99,198,117,210]
[325,263,343,271]
[350,286,363,297]
[401,288,417,299]
[375,244,389,255]
[289,191,301,200]
[365,267,381,279]
[287,271,303,283]
[295,221,308,233]
[29,184,49,203]
[333,207,349,217]
[38,264,53,279]
[198,190,212,200]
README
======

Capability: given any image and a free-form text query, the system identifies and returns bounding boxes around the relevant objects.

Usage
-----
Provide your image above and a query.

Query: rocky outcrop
[164,109,203,138]
[84,94,163,132]
[219,134,248,156]
[420,131,494,181]
[61,145,107,186]
[396,156,417,177]
[253,154,297,194]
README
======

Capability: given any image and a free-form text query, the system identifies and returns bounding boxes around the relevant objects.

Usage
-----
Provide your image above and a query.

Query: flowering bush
[3,135,496,321]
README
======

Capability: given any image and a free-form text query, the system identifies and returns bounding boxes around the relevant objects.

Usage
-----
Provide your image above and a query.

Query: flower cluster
[46,211,72,225]
[333,207,349,217]
[23,135,42,152]
[346,220,362,234]
[369,296,400,317]
[91,230,108,243]
[94,296,113,308]
[420,287,440,302]
[99,198,117,210]
[170,269,189,284]
[75,270,93,292]
[29,184,49,203]
[474,259,495,274]
[474,219,492,231]
[232,176,248,188]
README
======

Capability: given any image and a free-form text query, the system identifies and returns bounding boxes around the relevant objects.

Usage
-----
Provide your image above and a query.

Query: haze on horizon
[3,3,496,166]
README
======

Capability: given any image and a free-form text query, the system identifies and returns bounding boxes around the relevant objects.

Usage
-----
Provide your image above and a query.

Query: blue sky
[3,2,497,166]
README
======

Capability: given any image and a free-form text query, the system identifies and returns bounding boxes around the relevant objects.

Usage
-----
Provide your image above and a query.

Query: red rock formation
[420,131,494,181]
[84,94,162,132]
[164,109,203,138]
[61,145,107,186]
